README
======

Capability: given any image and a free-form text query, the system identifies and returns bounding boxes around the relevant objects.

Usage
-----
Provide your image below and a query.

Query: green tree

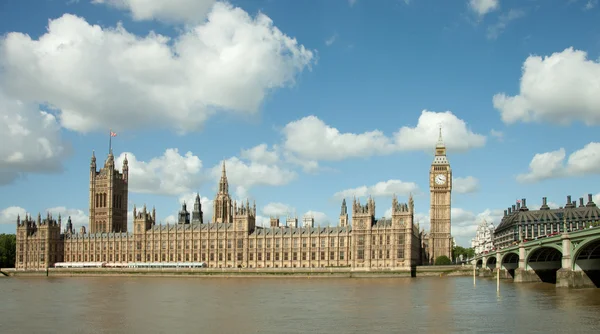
[434,255,452,265]
[0,234,17,268]
[452,246,475,261]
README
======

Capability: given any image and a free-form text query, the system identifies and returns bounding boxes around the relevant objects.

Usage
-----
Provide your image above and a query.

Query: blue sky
[1,0,599,246]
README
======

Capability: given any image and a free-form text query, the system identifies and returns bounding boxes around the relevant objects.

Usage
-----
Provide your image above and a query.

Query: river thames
[1,276,599,333]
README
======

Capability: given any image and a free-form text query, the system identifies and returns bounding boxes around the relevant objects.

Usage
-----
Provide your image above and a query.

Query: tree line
[0,234,16,268]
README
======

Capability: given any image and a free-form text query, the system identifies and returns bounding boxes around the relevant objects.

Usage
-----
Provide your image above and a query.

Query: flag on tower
[110,131,117,137]
[109,129,117,153]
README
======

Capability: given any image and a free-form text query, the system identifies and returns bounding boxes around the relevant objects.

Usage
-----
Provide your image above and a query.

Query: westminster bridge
[471,226,600,288]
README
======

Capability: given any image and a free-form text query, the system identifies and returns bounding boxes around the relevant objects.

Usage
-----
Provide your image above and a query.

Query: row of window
[59,248,407,263]
[94,193,124,209]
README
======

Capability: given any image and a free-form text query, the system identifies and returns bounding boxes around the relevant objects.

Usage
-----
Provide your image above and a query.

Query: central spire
[436,123,445,148]
[219,160,229,194]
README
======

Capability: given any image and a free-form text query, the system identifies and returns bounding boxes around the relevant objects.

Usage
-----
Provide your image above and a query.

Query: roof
[495,197,600,233]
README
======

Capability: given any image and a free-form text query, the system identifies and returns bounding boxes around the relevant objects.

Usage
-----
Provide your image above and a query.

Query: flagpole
[109,128,112,154]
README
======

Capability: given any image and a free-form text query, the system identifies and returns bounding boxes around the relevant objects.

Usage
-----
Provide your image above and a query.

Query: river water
[1,276,599,333]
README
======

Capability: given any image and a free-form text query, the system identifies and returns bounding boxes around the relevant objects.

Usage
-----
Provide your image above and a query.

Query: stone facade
[471,220,495,255]
[428,128,453,263]
[15,134,453,270]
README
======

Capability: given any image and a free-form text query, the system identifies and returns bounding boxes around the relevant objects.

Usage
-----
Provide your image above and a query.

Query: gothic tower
[213,161,233,223]
[89,150,129,233]
[339,199,349,227]
[192,193,204,224]
[429,127,453,264]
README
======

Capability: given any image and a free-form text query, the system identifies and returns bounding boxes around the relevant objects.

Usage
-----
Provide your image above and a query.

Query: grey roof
[495,196,600,233]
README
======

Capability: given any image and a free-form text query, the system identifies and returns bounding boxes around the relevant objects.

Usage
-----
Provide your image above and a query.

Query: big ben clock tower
[429,127,452,264]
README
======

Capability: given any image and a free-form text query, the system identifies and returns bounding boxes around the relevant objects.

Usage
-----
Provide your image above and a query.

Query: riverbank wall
[2,265,473,278]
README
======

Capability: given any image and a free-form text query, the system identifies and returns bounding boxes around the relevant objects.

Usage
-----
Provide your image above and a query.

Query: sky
[0,0,599,247]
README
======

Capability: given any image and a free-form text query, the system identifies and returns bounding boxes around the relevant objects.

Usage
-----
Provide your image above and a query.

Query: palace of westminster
[15,132,455,270]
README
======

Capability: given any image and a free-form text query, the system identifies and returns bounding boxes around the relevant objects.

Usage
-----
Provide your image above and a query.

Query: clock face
[435,174,446,185]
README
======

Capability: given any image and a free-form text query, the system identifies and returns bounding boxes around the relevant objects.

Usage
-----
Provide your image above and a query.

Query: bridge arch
[486,256,497,270]
[475,259,483,268]
[572,235,600,288]
[500,252,519,278]
[525,246,563,284]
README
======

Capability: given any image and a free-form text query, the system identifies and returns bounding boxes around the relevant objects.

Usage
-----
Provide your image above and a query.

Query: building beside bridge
[494,195,600,249]
[473,195,600,288]
[471,220,495,255]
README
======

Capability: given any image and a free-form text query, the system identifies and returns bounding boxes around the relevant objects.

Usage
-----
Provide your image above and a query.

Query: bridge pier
[514,268,542,283]
[556,269,597,288]
[479,267,493,277]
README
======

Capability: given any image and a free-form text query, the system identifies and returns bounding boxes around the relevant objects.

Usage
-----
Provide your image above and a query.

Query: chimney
[508,207,512,214]
[504,209,507,216]
[579,197,584,207]
[512,205,516,212]
[567,195,571,204]
[516,201,521,210]
[542,197,547,206]
[522,198,527,208]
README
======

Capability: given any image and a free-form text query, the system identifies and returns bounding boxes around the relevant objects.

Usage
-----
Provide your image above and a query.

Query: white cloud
[517,142,600,183]
[263,202,294,217]
[115,149,204,195]
[212,156,297,192]
[92,0,216,24]
[493,48,600,126]
[452,208,504,246]
[0,4,314,134]
[348,0,357,7]
[325,33,337,46]
[282,111,486,162]
[0,206,27,225]
[282,116,396,161]
[0,205,91,232]
[594,193,600,203]
[469,0,499,16]
[0,91,69,185]
[304,210,330,225]
[240,144,279,165]
[486,9,525,40]
[46,206,89,230]
[453,176,479,194]
[393,110,486,152]
[333,180,419,200]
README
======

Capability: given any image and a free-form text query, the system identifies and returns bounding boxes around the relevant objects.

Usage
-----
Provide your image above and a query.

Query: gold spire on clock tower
[428,125,453,264]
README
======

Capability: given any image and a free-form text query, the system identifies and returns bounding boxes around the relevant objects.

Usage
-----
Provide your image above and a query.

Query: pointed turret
[218,160,229,194]
[432,124,449,165]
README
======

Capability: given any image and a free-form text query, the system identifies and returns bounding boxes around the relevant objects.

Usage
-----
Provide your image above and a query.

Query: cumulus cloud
[304,210,330,225]
[325,33,337,46]
[0,92,69,185]
[493,48,600,126]
[263,202,294,217]
[0,205,91,232]
[282,111,486,162]
[333,180,419,200]
[452,176,480,194]
[0,4,314,134]
[469,0,499,16]
[240,144,279,165]
[393,110,486,152]
[0,206,27,225]
[92,0,216,24]
[46,206,89,230]
[115,149,204,195]
[451,208,504,246]
[517,142,600,183]
[211,155,297,194]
